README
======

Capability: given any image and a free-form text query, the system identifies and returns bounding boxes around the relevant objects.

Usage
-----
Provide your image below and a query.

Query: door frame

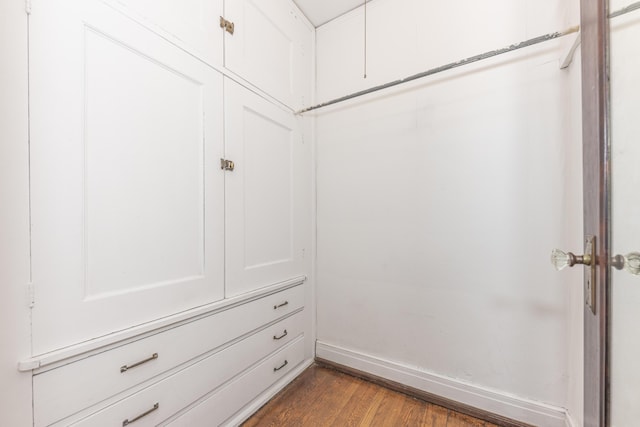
[580,0,610,425]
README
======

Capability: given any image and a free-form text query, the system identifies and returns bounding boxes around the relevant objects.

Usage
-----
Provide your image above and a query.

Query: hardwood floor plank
[242,365,331,426]
[447,410,487,426]
[301,370,361,425]
[423,403,449,427]
[398,395,430,426]
[241,365,495,427]
[355,389,385,426]
[332,378,380,426]
[368,388,410,425]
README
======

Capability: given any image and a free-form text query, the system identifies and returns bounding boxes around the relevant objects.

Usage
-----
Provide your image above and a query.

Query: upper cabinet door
[223,0,313,110]
[105,0,224,68]
[29,0,225,354]
[224,79,307,297]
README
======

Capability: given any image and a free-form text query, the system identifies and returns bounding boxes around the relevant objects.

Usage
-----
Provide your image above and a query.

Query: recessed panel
[237,0,294,96]
[84,28,205,298]
[242,107,293,269]
[105,0,223,67]
[124,0,206,36]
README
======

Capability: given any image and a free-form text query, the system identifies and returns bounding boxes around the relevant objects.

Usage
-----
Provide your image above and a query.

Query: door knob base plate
[584,235,596,314]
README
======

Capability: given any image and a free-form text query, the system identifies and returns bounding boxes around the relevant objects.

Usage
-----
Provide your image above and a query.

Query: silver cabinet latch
[220,158,235,171]
[219,17,235,35]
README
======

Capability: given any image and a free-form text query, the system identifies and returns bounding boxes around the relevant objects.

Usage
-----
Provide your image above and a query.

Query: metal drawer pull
[273,330,288,340]
[120,353,158,373]
[273,301,289,310]
[122,402,159,426]
[273,360,288,372]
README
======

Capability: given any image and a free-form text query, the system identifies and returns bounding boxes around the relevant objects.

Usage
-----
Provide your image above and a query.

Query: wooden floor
[242,365,498,427]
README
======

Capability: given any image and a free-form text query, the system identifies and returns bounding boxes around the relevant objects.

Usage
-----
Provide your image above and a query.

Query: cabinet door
[30,0,225,354]
[223,0,313,110]
[105,0,224,68]
[224,80,306,297]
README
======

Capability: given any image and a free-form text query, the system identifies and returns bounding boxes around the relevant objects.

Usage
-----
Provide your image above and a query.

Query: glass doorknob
[552,236,597,313]
[551,249,593,271]
[612,252,640,275]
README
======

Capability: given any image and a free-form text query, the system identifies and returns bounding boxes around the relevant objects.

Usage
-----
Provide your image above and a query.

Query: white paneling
[224,79,306,297]
[315,0,582,415]
[103,0,223,67]
[0,0,33,424]
[84,28,205,298]
[30,0,224,354]
[242,110,293,268]
[224,0,313,109]
[610,11,640,427]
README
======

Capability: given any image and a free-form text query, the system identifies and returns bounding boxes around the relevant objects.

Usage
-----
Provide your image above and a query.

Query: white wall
[313,0,583,425]
[0,0,34,425]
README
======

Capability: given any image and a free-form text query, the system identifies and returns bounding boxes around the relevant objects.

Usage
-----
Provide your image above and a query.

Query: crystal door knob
[551,249,593,271]
[612,252,640,275]
[552,236,597,313]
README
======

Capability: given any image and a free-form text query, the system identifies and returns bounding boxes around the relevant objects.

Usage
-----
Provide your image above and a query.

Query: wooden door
[580,0,609,425]
[609,4,640,427]
[224,79,305,297]
[29,0,225,354]
[223,0,312,110]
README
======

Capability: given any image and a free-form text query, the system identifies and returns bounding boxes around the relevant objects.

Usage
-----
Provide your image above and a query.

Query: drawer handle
[273,360,288,372]
[273,329,288,340]
[122,402,159,426]
[120,353,159,373]
[273,301,289,310]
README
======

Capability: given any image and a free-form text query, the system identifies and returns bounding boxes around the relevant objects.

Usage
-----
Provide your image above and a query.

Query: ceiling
[293,0,368,27]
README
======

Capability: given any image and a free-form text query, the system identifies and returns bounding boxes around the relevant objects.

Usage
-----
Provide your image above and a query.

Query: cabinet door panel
[224,80,305,296]
[30,0,224,354]
[105,0,223,67]
[224,0,312,110]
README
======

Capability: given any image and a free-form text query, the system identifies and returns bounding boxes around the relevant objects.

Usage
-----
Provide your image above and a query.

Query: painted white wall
[0,0,34,425]
[314,0,583,423]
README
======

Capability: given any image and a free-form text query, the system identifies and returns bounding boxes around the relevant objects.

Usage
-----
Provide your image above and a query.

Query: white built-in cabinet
[23,0,313,424]
[104,0,312,110]
[223,0,313,109]
[224,80,306,297]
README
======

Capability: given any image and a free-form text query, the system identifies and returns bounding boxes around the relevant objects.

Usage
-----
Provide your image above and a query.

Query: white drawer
[165,336,306,427]
[55,312,304,427]
[34,285,304,427]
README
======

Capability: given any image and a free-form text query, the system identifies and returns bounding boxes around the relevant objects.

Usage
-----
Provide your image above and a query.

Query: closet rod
[609,0,640,18]
[297,0,640,115]
[296,26,578,114]
[296,26,580,114]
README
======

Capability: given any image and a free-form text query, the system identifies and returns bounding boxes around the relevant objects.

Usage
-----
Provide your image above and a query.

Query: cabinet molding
[19,276,306,372]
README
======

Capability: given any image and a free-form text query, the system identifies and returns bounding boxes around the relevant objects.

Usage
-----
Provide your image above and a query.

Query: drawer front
[55,312,304,427]
[35,285,304,427]
[165,336,305,427]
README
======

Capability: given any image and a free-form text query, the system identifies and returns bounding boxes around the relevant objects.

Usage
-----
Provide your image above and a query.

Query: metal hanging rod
[297,26,578,114]
[609,0,640,18]
[297,0,640,115]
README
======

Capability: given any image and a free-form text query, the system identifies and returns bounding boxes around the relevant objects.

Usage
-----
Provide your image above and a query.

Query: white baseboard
[317,341,571,427]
